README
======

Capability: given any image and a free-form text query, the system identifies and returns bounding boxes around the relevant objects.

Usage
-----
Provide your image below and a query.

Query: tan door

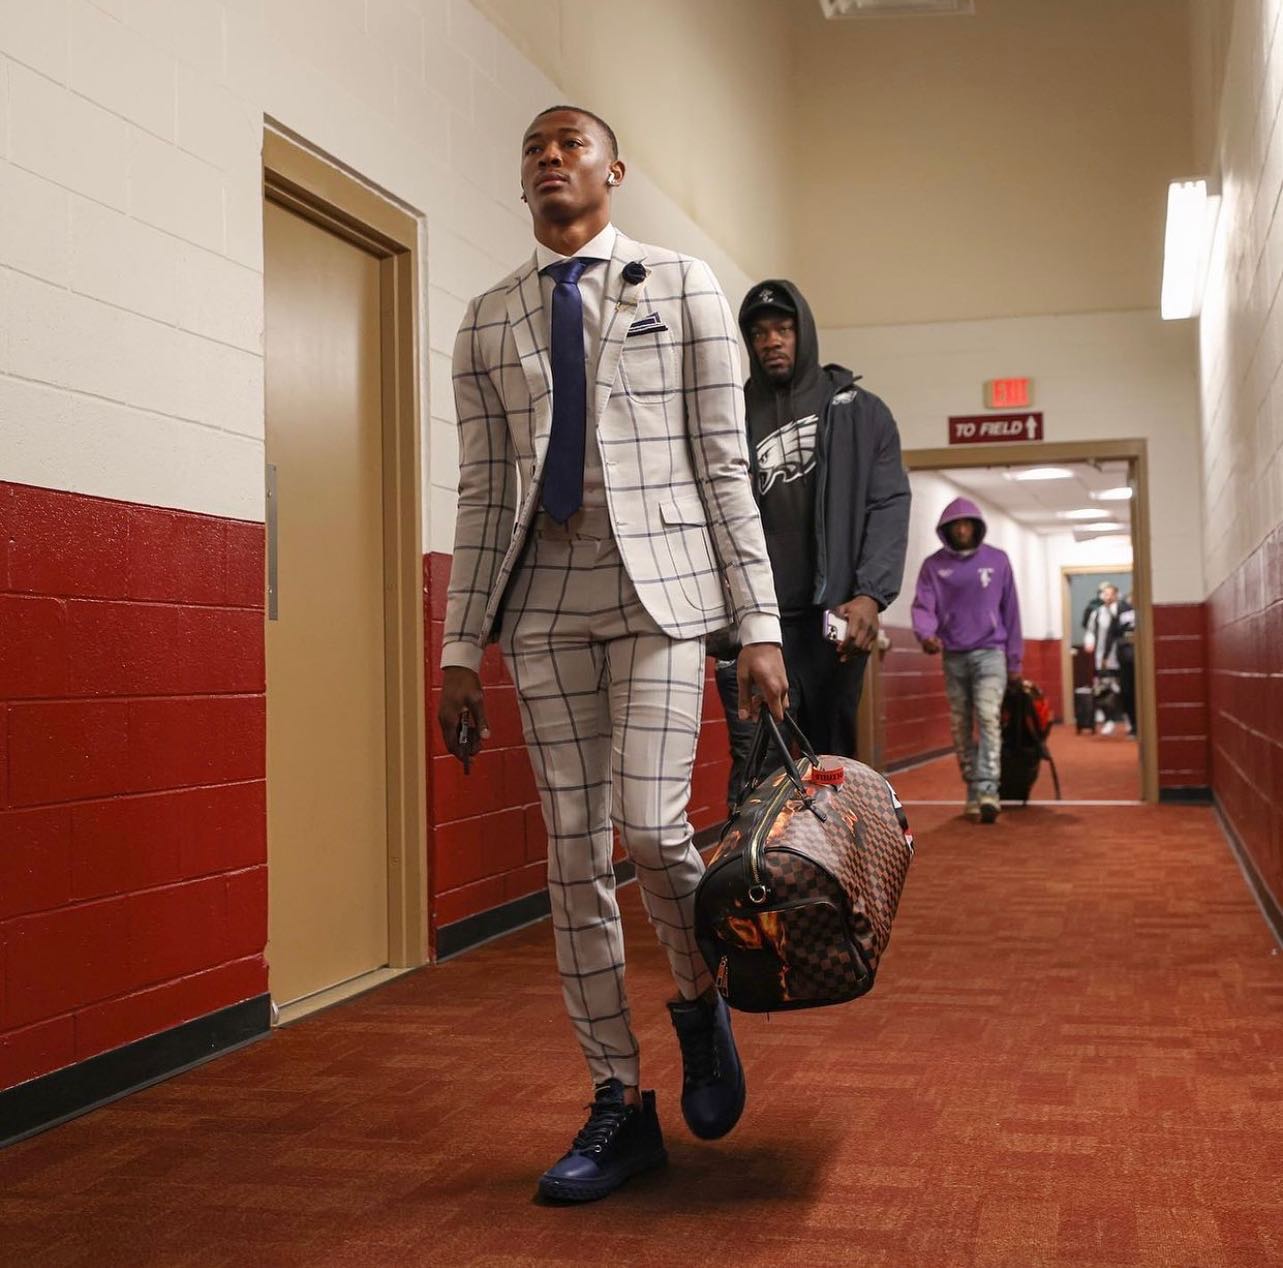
[264,197,389,1007]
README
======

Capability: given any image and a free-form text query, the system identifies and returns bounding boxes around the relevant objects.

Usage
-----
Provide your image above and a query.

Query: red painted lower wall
[2,484,1222,1099]
[424,553,731,944]
[881,612,1211,793]
[0,483,267,1093]
[1207,531,1282,910]
[880,627,1063,768]
[1022,640,1065,722]
[879,626,952,767]
[1154,603,1211,789]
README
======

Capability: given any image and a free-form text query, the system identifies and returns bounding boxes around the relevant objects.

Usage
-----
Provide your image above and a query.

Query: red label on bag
[807,765,845,786]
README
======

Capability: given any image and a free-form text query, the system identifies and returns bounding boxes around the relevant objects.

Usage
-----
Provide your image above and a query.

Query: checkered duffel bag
[694,713,914,1013]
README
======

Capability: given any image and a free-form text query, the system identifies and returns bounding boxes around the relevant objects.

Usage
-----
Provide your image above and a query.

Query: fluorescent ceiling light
[1004,467,1074,482]
[1060,508,1112,520]
[1092,486,1134,501]
[1076,521,1128,534]
[1161,178,1220,320]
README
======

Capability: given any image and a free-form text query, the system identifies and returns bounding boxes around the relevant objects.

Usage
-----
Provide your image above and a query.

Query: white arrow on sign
[1026,415,1040,440]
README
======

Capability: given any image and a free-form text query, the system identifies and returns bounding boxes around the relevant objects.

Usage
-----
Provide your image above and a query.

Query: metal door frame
[262,128,428,995]
[899,439,1158,803]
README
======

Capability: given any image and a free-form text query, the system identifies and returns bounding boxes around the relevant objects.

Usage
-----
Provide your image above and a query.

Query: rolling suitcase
[694,713,914,1013]
[1073,686,1095,734]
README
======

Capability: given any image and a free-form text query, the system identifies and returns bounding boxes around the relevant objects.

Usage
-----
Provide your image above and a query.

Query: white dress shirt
[534,222,616,512]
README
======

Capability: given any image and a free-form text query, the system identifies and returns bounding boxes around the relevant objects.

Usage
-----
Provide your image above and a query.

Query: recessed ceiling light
[1076,522,1128,533]
[1060,509,1112,520]
[1004,467,1074,482]
[1091,487,1133,501]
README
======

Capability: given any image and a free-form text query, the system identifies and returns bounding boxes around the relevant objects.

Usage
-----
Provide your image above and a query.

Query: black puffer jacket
[739,279,911,612]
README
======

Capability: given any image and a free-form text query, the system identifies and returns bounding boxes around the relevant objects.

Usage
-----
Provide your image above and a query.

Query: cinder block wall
[1195,0,1283,915]
[0,0,753,1094]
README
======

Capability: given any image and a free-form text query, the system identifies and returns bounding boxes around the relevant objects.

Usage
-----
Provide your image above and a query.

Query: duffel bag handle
[733,710,826,820]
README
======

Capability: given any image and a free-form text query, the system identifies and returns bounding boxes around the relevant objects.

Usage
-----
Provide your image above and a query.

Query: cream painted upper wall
[1189,0,1236,173]
[792,0,1194,328]
[469,0,796,284]
[821,309,1203,607]
[0,0,760,535]
[1192,0,1283,591]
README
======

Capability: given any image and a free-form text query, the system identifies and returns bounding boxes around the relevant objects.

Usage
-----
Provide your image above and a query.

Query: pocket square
[626,312,668,337]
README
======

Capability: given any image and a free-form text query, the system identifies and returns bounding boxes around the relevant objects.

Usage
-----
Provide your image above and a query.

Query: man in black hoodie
[714,280,910,790]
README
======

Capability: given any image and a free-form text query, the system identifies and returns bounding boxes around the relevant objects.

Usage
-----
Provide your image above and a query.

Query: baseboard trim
[1214,799,1283,949]
[435,887,553,960]
[1158,785,1213,803]
[435,824,725,962]
[1,994,271,1149]
[885,746,954,775]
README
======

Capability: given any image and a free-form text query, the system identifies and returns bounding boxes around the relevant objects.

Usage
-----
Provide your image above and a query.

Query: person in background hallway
[711,279,910,801]
[911,499,1023,823]
[1084,583,1135,736]
[437,105,788,1203]
[1081,580,1108,634]
[1119,593,1137,737]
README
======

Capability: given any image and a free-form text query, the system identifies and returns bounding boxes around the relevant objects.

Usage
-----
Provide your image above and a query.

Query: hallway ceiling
[932,461,1133,536]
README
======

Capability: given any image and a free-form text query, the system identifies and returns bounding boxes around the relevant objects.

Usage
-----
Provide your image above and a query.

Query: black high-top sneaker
[537,1079,667,1203]
[667,992,746,1140]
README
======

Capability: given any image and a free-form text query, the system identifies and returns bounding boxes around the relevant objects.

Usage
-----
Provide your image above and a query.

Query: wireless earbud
[607,174,618,186]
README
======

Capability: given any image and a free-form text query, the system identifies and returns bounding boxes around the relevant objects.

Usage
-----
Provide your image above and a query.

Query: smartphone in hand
[822,609,848,645]
[458,717,472,775]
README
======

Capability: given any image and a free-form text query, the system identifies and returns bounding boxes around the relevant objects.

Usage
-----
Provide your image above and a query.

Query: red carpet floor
[2,801,1281,1265]
[889,725,1142,805]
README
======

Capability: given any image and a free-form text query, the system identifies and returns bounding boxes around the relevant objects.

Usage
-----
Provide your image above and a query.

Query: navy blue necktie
[541,256,597,523]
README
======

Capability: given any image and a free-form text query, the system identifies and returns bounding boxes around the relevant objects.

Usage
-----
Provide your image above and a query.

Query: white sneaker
[1101,721,1115,735]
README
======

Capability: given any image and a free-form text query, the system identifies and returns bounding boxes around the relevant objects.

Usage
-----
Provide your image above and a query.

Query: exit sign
[985,378,1032,409]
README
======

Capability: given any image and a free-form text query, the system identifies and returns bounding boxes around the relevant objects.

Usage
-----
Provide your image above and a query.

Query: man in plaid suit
[438,105,788,1202]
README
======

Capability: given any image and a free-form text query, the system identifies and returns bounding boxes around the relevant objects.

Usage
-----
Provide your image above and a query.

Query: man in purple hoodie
[911,498,1022,823]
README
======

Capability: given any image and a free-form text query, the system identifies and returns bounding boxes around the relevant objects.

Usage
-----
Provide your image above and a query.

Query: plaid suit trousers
[500,509,712,1088]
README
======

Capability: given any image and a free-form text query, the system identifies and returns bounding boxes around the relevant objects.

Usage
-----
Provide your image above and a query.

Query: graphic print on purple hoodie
[910,497,1023,673]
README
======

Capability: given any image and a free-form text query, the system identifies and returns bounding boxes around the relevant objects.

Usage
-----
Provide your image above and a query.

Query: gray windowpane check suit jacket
[441,231,781,670]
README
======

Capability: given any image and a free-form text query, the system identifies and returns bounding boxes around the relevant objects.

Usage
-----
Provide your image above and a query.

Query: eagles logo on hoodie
[755,414,819,496]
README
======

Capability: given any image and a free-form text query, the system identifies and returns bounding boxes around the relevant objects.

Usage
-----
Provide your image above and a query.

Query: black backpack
[998,680,1061,804]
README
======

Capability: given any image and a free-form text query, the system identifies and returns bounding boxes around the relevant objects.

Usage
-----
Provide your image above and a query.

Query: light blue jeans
[942,648,1007,800]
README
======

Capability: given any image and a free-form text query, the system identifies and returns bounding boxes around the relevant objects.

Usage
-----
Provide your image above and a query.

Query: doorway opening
[262,130,427,1023]
[863,439,1157,805]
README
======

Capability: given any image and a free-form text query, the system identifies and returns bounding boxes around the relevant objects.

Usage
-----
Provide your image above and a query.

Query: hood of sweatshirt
[738,278,833,433]
[739,279,820,396]
[936,496,988,551]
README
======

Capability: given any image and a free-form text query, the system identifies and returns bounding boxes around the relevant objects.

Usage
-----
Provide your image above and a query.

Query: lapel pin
[622,260,648,285]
